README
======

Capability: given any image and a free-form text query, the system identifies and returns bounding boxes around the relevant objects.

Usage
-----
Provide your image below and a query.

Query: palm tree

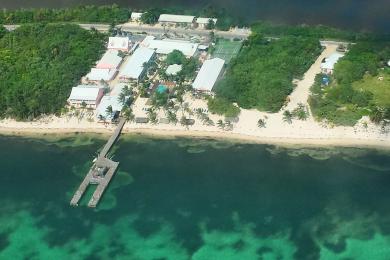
[217,119,225,129]
[147,109,158,124]
[225,120,233,131]
[167,110,178,124]
[106,105,113,118]
[257,119,266,128]
[122,107,135,122]
[118,92,127,106]
[283,110,293,124]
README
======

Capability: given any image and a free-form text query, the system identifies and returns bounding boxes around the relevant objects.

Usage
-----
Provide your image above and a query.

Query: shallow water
[1,0,389,32]
[0,134,390,259]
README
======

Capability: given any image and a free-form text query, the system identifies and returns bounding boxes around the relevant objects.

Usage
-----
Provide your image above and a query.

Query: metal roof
[96,95,124,118]
[142,38,198,57]
[86,68,117,81]
[108,37,129,51]
[196,17,218,24]
[118,47,155,79]
[166,64,182,75]
[321,52,345,70]
[68,86,102,101]
[192,58,225,91]
[158,14,195,23]
[96,50,122,69]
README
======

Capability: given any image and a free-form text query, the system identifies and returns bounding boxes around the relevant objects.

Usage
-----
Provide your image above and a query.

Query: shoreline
[1,125,389,150]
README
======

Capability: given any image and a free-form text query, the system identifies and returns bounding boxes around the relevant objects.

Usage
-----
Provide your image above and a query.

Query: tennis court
[212,40,242,64]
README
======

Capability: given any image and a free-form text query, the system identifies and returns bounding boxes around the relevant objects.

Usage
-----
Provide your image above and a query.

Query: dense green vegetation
[0,5,130,24]
[138,5,243,30]
[0,25,6,38]
[309,40,390,126]
[252,22,390,41]
[161,50,198,82]
[208,97,240,118]
[215,34,322,112]
[0,24,105,120]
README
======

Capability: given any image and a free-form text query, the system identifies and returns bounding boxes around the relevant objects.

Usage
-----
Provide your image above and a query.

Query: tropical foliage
[0,5,130,24]
[0,24,105,120]
[309,40,390,126]
[215,34,322,112]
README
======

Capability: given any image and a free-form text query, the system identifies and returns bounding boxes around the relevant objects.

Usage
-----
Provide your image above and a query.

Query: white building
[118,47,155,81]
[166,64,182,76]
[141,36,198,57]
[96,95,124,119]
[158,14,195,26]
[192,58,225,92]
[131,12,144,22]
[108,37,130,52]
[196,18,218,29]
[96,50,123,70]
[321,52,345,74]
[85,68,117,82]
[68,85,104,108]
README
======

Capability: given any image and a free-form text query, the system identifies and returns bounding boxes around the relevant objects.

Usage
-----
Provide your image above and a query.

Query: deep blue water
[0,0,389,32]
[0,134,390,259]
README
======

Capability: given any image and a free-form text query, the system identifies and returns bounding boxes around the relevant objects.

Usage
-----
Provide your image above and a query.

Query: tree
[205,19,215,30]
[217,119,225,129]
[167,110,178,124]
[292,103,309,120]
[147,109,158,124]
[283,110,293,124]
[166,50,186,65]
[0,23,106,119]
[208,97,240,118]
[257,118,266,128]
[122,107,135,122]
[106,105,113,117]
[140,9,160,24]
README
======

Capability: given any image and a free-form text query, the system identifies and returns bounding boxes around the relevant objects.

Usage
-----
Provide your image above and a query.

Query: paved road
[4,23,251,40]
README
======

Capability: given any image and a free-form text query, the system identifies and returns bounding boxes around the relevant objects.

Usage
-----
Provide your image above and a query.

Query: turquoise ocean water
[0,134,390,259]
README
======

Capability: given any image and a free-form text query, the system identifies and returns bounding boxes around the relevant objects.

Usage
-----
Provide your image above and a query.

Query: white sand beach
[1,43,389,148]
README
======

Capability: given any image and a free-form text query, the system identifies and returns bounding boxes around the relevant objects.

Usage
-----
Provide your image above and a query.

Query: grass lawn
[352,69,390,107]
[212,39,242,64]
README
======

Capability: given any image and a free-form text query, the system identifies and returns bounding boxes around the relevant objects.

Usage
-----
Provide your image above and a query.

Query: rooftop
[108,37,129,51]
[86,68,117,81]
[96,95,124,118]
[196,17,218,24]
[118,47,155,79]
[131,12,144,20]
[321,52,345,70]
[68,85,102,101]
[166,64,182,75]
[158,14,195,23]
[192,58,225,92]
[96,50,122,69]
[142,36,198,57]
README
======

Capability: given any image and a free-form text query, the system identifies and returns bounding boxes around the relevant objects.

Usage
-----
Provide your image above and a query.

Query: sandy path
[284,44,337,112]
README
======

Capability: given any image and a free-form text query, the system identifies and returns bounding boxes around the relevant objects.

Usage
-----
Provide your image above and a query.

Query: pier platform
[70,118,126,208]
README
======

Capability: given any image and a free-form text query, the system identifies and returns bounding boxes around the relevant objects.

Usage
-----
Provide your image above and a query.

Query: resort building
[85,68,117,82]
[131,12,144,22]
[141,36,198,57]
[108,37,130,52]
[96,50,123,70]
[68,85,104,108]
[96,95,124,120]
[158,14,195,27]
[166,64,182,76]
[192,58,225,92]
[195,18,218,29]
[118,47,155,81]
[321,52,345,74]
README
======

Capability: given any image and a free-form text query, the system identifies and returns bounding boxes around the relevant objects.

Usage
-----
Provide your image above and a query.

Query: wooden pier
[70,118,126,208]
